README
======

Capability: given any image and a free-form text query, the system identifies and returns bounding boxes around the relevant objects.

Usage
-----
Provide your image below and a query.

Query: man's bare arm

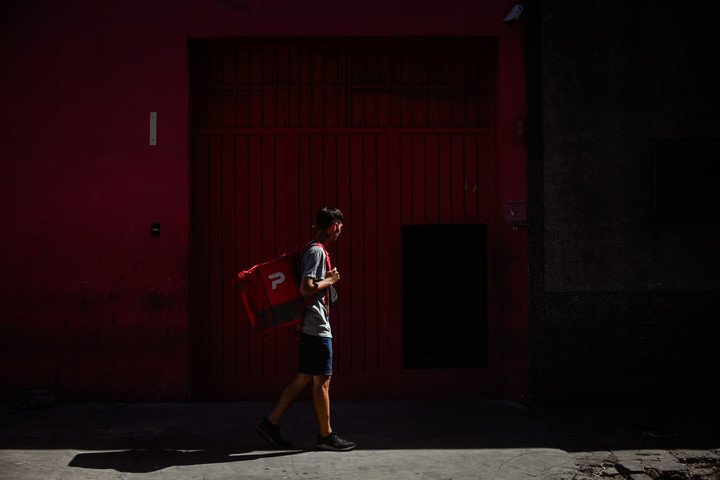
[299,268,340,297]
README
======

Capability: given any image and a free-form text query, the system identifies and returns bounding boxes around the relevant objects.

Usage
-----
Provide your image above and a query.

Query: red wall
[0,0,525,401]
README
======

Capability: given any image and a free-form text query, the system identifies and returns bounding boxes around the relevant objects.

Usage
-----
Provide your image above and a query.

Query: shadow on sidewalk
[68,448,302,474]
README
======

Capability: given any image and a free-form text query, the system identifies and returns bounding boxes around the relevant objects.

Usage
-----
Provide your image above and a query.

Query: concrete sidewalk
[1,399,718,479]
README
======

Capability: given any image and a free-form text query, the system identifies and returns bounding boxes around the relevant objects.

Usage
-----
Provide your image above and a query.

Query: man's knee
[313,375,331,391]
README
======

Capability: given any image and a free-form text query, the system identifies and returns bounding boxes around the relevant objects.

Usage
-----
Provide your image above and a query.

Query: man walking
[256,207,357,452]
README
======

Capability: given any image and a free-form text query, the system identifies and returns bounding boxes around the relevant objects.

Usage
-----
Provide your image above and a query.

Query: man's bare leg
[268,373,312,425]
[313,374,332,437]
[312,374,356,451]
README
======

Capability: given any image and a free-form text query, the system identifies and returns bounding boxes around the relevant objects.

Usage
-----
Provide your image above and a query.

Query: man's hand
[325,268,340,285]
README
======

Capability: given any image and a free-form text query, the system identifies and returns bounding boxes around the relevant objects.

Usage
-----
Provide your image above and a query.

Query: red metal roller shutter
[190,38,503,399]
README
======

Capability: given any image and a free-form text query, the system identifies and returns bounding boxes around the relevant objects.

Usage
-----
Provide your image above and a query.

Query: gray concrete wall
[526,0,720,403]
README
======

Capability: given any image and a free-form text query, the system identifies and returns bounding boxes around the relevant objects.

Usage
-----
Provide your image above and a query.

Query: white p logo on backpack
[268,272,285,290]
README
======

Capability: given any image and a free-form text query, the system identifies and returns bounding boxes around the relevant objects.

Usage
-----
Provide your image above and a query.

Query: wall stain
[141,288,177,314]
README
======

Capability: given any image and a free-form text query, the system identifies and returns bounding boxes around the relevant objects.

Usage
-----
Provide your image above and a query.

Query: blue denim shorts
[298,333,333,376]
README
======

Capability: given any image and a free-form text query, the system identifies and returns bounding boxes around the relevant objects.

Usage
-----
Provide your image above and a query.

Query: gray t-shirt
[299,242,332,337]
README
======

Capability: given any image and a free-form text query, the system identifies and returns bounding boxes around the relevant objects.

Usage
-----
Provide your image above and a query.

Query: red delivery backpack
[235,252,303,336]
[234,243,331,337]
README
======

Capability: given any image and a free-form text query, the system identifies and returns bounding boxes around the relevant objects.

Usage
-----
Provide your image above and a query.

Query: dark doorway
[651,139,720,218]
[403,224,489,369]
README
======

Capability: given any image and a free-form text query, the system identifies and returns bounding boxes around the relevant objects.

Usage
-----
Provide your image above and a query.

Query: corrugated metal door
[190,39,501,399]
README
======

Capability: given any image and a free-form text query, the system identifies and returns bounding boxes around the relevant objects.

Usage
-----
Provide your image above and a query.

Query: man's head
[317,207,344,240]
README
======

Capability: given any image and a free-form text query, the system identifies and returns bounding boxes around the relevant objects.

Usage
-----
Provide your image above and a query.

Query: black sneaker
[256,418,292,449]
[316,432,357,451]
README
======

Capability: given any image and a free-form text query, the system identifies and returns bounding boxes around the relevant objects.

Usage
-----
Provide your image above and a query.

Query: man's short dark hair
[316,207,344,231]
